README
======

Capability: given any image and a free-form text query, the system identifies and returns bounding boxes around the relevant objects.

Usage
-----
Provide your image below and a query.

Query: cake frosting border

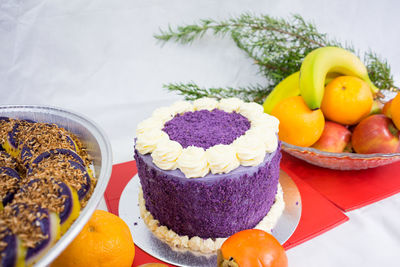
[135,97,280,178]
[138,183,285,254]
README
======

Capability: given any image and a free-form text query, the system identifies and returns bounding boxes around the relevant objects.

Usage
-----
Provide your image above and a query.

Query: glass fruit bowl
[282,141,400,170]
[280,90,400,170]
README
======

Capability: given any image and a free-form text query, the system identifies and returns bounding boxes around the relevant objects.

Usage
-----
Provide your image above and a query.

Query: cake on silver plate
[134,98,284,253]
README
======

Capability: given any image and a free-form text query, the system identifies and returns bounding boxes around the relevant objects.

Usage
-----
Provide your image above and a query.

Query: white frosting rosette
[151,140,183,170]
[136,117,164,135]
[193,97,218,111]
[217,97,244,112]
[177,146,209,178]
[170,101,194,115]
[206,144,240,174]
[135,98,280,178]
[135,129,169,154]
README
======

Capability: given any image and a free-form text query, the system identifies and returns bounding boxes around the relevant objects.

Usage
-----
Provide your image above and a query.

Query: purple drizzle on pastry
[0,167,21,206]
[25,207,52,261]
[163,109,250,149]
[134,142,281,239]
[0,229,18,267]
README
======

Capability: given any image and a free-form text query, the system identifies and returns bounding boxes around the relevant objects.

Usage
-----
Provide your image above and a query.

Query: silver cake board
[119,170,301,267]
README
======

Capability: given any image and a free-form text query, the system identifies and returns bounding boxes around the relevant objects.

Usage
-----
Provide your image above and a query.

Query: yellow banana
[299,46,379,110]
[263,71,300,114]
[263,71,342,114]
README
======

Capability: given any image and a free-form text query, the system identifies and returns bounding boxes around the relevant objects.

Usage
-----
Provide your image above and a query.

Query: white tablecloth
[1,0,400,266]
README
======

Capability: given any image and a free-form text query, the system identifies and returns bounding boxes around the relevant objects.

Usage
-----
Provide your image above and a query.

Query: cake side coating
[138,183,284,253]
[134,142,281,239]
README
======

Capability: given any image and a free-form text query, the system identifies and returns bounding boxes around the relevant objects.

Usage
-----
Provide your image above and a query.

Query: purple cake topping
[162,109,250,149]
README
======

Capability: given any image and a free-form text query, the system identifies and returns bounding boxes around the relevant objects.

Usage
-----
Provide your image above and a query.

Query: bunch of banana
[263,46,379,113]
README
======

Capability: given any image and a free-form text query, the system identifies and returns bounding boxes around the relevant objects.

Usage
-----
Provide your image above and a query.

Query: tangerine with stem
[321,76,373,125]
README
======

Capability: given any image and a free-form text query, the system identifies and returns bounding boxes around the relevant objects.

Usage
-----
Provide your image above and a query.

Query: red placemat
[104,161,171,267]
[105,160,348,266]
[281,152,400,211]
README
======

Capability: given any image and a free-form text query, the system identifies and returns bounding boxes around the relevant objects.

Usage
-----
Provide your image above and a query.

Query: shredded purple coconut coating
[135,142,282,239]
[162,109,250,149]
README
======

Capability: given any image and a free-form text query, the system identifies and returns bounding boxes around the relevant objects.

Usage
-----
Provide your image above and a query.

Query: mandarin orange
[271,96,325,147]
[51,210,135,267]
[321,76,373,125]
[382,99,393,118]
[391,92,400,130]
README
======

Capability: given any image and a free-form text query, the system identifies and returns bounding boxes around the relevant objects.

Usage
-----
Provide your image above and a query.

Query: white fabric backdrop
[1,0,399,266]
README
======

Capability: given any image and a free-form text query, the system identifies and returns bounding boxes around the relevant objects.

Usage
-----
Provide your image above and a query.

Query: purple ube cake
[134,98,282,251]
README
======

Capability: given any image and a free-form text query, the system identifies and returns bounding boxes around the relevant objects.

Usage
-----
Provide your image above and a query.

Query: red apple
[382,99,392,118]
[352,114,400,154]
[312,121,351,153]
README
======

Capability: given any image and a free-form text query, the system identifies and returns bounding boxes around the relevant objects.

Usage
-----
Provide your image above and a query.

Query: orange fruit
[382,99,393,118]
[271,96,325,147]
[52,210,135,267]
[321,76,373,125]
[220,229,288,267]
[391,92,400,130]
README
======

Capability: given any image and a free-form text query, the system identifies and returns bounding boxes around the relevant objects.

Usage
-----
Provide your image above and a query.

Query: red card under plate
[281,152,400,211]
[104,160,348,266]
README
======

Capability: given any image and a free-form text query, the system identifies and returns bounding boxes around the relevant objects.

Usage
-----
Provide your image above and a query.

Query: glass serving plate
[282,141,400,170]
[0,105,113,266]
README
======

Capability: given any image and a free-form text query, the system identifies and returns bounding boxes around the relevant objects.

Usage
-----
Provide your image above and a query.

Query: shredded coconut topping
[0,169,20,203]
[0,203,48,249]
[0,118,96,255]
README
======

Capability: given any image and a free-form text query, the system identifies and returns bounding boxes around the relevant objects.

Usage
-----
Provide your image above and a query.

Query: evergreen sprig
[164,82,273,103]
[155,13,396,103]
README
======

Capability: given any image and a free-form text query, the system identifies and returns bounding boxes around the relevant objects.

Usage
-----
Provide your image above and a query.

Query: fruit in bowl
[382,99,393,118]
[391,92,400,130]
[321,76,373,125]
[263,47,400,170]
[352,114,400,154]
[270,96,324,147]
[311,121,352,153]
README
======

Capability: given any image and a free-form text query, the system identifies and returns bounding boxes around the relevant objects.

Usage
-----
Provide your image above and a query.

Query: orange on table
[391,92,400,130]
[52,210,135,267]
[271,96,325,147]
[321,76,373,125]
[219,229,288,267]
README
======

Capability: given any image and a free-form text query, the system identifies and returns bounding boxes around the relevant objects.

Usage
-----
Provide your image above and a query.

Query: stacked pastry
[0,118,95,267]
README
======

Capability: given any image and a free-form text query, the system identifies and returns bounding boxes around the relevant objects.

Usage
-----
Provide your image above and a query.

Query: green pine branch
[163,82,272,104]
[155,13,397,102]
[364,50,395,90]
